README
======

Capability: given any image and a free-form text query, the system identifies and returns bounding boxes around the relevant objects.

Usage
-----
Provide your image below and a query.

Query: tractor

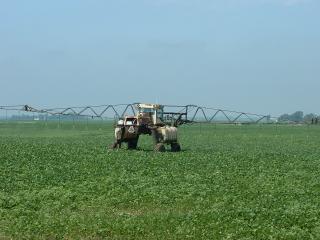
[111,103,189,152]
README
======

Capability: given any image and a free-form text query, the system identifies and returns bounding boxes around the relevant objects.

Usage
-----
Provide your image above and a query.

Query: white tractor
[111,103,188,152]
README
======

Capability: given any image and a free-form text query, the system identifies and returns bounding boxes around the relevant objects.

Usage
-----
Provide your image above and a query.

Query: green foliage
[0,122,320,239]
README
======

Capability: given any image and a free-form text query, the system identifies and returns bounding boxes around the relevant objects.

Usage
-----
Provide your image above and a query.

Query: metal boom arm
[0,104,272,124]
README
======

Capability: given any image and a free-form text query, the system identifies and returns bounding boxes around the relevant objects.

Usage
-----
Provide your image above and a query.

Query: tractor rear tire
[171,143,181,152]
[154,143,166,152]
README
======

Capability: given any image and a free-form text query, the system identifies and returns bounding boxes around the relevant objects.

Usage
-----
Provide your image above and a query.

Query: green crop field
[0,122,320,239]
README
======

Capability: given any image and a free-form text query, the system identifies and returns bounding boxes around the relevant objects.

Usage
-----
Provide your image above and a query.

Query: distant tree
[278,111,304,123]
[290,111,304,123]
[304,113,317,123]
[278,114,290,122]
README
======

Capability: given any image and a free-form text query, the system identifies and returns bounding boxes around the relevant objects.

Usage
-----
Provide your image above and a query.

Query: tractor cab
[136,103,164,125]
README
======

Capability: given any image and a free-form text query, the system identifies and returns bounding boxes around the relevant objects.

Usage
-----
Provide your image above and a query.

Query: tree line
[278,111,319,124]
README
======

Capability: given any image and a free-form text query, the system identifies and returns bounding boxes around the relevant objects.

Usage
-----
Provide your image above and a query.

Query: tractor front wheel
[127,138,139,150]
[110,141,121,149]
[154,143,166,152]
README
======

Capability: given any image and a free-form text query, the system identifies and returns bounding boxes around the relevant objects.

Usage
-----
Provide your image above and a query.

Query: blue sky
[0,0,319,116]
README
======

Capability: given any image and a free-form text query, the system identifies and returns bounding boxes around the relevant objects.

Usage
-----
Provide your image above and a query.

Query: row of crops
[0,122,320,239]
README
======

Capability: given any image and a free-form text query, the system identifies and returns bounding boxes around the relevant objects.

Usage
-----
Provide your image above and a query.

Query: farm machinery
[11,103,271,153]
[111,103,190,152]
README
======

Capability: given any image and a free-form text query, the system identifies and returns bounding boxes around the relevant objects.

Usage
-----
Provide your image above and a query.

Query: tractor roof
[136,103,163,109]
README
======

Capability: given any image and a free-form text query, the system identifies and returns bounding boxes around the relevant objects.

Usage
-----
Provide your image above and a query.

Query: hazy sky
[0,0,319,116]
